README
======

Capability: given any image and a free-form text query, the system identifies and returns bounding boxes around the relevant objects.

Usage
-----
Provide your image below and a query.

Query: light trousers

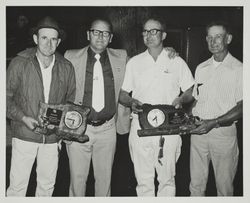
[189,126,239,196]
[7,138,59,196]
[66,117,116,196]
[129,117,182,196]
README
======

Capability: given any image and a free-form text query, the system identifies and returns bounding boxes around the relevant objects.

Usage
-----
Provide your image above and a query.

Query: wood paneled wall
[7,6,243,72]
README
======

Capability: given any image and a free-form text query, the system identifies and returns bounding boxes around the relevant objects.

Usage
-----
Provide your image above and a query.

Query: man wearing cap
[6,16,76,196]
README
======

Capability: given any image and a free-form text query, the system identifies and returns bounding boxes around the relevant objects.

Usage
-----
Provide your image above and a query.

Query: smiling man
[64,18,131,196]
[119,17,194,196]
[189,21,243,196]
[6,16,76,196]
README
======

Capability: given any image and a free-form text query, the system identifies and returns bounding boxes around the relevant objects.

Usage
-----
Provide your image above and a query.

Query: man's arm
[164,47,179,59]
[172,86,195,108]
[6,58,39,130]
[217,100,243,126]
[6,59,26,122]
[191,100,243,135]
[119,89,143,113]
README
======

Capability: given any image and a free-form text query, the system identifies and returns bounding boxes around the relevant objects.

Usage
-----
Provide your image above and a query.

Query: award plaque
[137,103,200,137]
[34,102,90,142]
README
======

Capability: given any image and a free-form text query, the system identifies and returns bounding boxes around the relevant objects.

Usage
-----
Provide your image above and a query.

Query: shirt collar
[36,53,55,70]
[201,52,233,70]
[87,47,107,60]
[212,56,222,68]
[145,48,166,61]
[221,52,234,67]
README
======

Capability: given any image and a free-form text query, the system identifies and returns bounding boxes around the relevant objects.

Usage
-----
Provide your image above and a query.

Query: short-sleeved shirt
[192,52,243,119]
[122,49,194,105]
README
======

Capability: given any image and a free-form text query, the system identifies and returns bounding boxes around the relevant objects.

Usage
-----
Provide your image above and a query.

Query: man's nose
[97,32,104,39]
[47,39,52,46]
[211,38,217,46]
[146,33,153,39]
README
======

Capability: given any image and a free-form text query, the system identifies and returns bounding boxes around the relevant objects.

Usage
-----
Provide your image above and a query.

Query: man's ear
[87,31,90,41]
[56,38,61,47]
[109,34,113,43]
[33,34,38,45]
[226,34,233,45]
[162,32,167,41]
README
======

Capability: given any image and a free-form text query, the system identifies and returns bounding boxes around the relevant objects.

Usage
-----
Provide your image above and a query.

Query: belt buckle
[92,120,102,126]
[89,115,113,127]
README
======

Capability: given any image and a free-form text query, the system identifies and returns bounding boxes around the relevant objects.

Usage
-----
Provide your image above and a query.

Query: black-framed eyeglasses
[142,29,163,36]
[89,29,111,37]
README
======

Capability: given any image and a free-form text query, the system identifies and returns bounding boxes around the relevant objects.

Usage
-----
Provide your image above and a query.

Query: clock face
[147,108,165,128]
[64,111,83,129]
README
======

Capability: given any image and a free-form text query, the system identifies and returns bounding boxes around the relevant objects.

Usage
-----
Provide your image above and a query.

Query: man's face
[143,19,166,49]
[87,20,113,53]
[206,25,232,55]
[33,28,61,57]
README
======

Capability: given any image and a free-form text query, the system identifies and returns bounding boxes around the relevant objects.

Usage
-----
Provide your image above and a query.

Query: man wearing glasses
[64,18,130,196]
[119,17,194,196]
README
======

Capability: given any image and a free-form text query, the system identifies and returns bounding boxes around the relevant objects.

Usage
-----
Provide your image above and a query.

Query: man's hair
[89,18,113,33]
[142,16,167,32]
[206,21,232,35]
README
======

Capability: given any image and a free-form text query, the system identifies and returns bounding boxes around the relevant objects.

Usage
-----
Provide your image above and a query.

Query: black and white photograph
[1,0,249,202]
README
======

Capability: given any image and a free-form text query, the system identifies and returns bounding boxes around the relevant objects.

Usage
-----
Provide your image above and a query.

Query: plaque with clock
[34,102,90,142]
[137,103,200,137]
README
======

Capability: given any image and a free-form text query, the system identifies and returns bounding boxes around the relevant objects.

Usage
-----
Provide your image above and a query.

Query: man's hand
[119,89,143,113]
[131,99,143,113]
[190,119,218,135]
[22,116,39,130]
[63,140,73,145]
[172,96,182,109]
[165,47,179,59]
[172,86,194,109]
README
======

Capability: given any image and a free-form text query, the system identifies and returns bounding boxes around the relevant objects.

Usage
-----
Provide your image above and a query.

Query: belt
[87,115,114,127]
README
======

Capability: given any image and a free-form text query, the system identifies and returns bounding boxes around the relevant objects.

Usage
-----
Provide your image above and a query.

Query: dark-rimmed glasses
[89,29,111,37]
[142,29,163,36]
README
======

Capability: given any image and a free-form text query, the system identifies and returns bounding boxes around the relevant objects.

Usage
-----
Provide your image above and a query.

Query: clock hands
[152,115,158,124]
[66,117,75,125]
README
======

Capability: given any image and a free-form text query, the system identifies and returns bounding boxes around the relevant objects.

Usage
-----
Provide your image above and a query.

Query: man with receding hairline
[119,17,194,196]
[64,18,130,196]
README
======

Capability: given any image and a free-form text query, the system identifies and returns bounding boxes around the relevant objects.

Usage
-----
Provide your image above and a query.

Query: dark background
[6,6,243,196]
[6,6,243,72]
